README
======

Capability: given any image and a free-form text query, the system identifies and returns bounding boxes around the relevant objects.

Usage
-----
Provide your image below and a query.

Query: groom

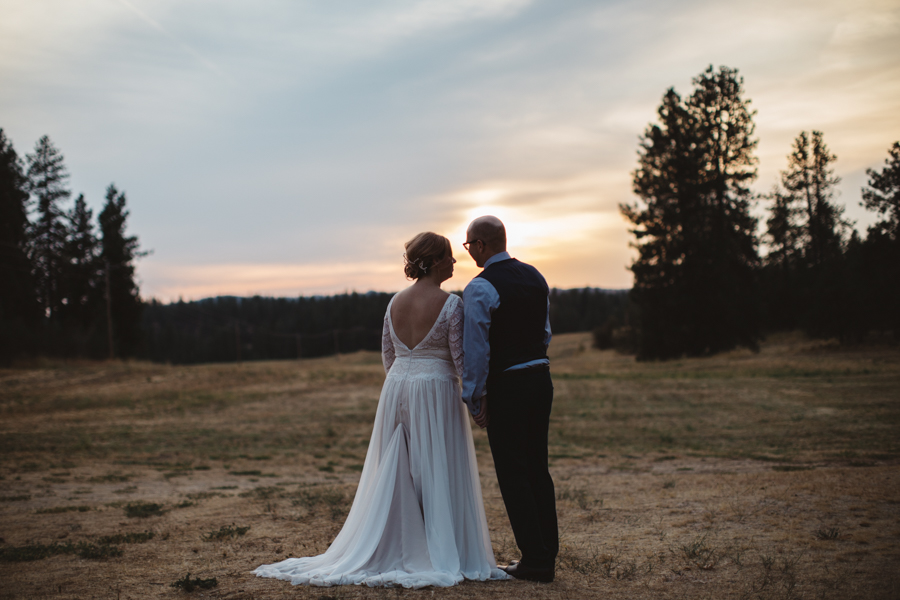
[461,216,558,583]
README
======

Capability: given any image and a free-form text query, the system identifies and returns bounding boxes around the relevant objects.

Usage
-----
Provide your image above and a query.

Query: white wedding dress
[253,294,509,588]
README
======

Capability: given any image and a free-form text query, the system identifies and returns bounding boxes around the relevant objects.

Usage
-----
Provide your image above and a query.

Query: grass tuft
[35,505,91,514]
[0,543,73,562]
[124,501,165,518]
[202,524,250,541]
[557,544,646,579]
[74,542,123,559]
[185,491,225,500]
[556,485,600,511]
[815,527,840,540]
[291,487,345,507]
[171,572,218,592]
[239,486,282,500]
[0,541,123,562]
[89,473,131,483]
[291,487,348,520]
[678,535,720,570]
[97,531,154,545]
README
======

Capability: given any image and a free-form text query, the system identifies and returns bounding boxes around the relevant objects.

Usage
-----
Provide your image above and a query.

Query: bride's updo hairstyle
[403,232,451,280]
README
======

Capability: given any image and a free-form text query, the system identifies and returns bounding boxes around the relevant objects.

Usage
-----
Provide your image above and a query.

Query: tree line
[1,130,145,364]
[139,287,629,365]
[621,66,900,359]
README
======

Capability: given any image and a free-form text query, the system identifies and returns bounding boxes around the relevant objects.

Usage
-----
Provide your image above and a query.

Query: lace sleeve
[382,309,395,374]
[449,295,464,378]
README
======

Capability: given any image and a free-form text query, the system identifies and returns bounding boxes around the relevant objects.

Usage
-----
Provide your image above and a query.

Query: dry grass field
[1,332,898,599]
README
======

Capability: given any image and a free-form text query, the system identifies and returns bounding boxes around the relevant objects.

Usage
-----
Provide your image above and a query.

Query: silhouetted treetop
[99,183,146,356]
[26,135,71,321]
[862,141,900,240]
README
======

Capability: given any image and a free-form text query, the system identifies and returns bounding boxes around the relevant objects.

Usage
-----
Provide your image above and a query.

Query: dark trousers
[487,367,558,569]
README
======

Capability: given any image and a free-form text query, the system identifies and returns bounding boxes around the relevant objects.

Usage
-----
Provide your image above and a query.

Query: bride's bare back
[390,285,451,349]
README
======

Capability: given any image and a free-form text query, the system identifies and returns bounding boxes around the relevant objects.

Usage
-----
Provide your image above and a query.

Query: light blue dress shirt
[461,251,552,415]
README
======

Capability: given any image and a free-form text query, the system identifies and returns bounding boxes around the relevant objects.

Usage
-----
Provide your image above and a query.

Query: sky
[2,0,898,300]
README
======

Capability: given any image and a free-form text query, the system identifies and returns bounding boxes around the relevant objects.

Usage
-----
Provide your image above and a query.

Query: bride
[253,232,509,588]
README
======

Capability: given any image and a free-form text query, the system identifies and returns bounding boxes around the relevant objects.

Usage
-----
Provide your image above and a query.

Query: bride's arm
[449,296,464,379]
[382,310,396,374]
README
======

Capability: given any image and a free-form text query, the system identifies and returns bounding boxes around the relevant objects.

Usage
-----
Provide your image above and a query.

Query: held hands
[473,395,489,429]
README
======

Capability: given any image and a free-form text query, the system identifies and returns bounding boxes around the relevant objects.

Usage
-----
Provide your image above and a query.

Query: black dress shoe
[503,561,554,583]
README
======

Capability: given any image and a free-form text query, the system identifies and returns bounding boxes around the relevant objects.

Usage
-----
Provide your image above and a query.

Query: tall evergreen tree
[622,65,760,359]
[0,129,39,360]
[766,131,851,338]
[782,131,848,266]
[60,194,100,350]
[859,141,900,339]
[862,141,900,241]
[98,184,145,357]
[26,135,71,322]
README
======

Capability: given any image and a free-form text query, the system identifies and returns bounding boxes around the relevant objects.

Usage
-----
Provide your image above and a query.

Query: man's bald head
[468,216,507,253]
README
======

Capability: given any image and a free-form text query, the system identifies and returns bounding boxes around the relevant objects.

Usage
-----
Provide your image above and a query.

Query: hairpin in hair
[403,253,429,274]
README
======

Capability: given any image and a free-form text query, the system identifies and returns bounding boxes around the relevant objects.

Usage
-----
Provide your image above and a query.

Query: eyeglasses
[463,239,482,251]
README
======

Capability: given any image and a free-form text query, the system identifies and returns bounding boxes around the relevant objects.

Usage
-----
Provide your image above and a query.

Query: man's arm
[544,297,552,352]
[461,277,499,416]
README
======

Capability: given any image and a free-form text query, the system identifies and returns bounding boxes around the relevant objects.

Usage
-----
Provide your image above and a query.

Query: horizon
[145,284,632,305]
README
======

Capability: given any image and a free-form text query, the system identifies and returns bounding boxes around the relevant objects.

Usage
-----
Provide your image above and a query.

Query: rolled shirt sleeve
[461,277,500,415]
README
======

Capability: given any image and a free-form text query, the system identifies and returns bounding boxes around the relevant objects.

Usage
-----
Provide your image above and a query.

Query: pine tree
[862,141,900,241]
[769,131,852,338]
[859,141,900,339]
[98,184,145,357]
[60,194,100,349]
[782,131,848,266]
[26,135,71,322]
[0,129,39,360]
[622,66,760,359]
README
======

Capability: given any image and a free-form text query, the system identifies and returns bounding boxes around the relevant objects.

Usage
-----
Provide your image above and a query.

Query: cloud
[113,0,230,79]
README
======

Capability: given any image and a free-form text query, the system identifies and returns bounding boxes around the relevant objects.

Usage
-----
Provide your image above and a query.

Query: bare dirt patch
[1,334,898,599]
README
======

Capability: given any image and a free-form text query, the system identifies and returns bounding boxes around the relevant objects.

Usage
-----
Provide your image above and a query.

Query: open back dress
[253,293,508,588]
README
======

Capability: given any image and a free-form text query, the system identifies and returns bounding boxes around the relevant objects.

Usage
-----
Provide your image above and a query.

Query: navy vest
[478,258,549,378]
